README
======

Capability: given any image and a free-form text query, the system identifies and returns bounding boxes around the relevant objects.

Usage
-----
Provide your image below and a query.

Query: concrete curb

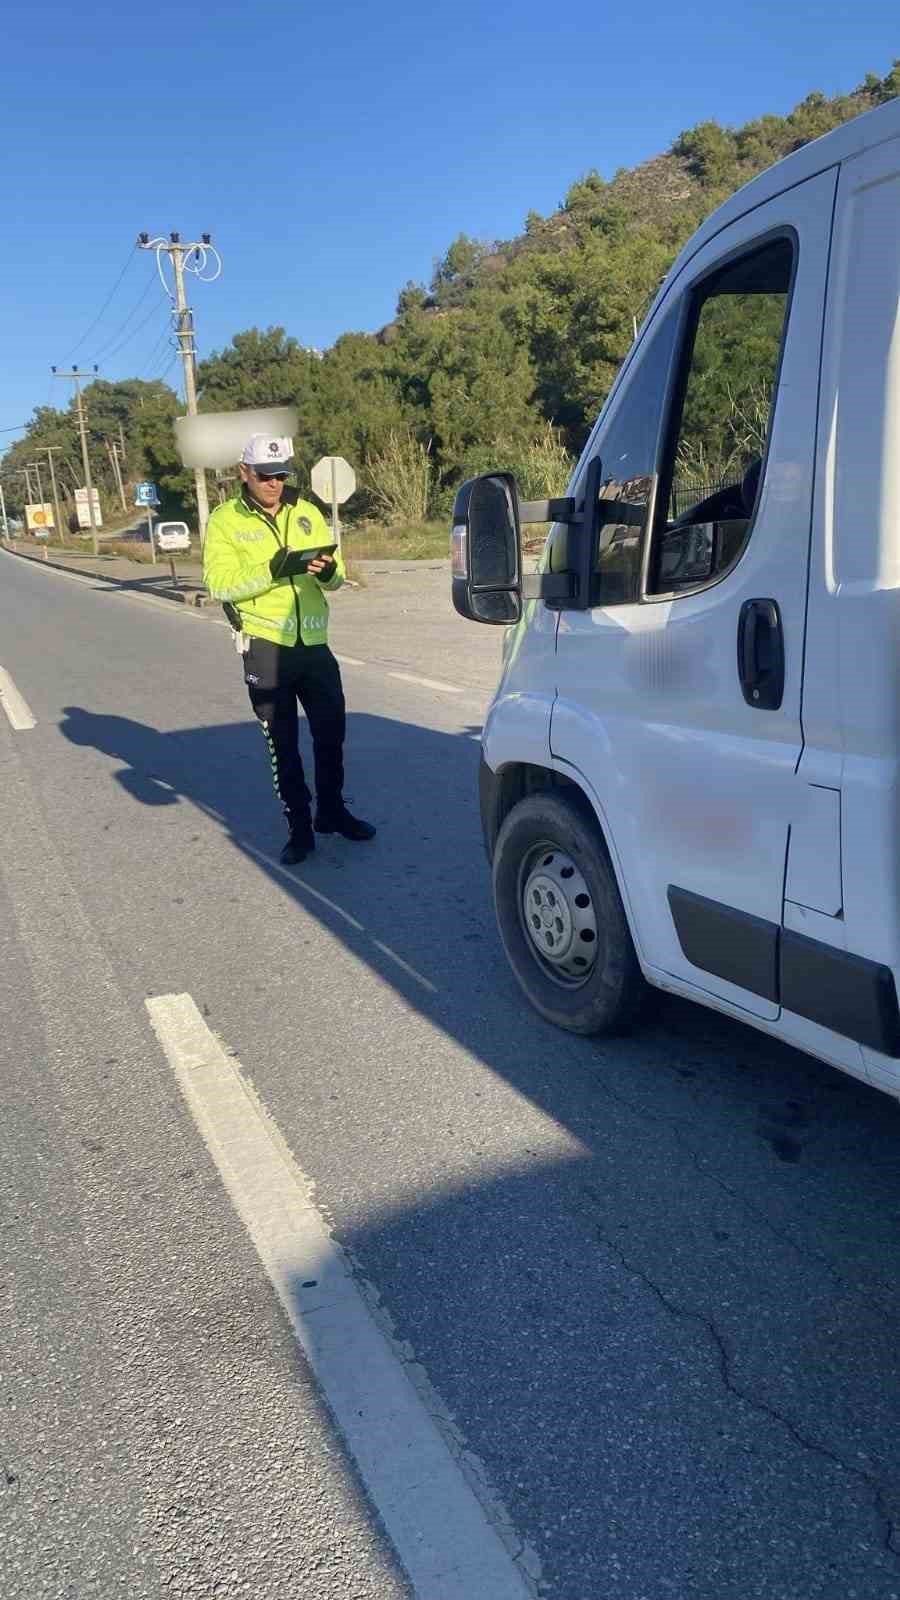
[0,541,210,607]
[1,541,450,606]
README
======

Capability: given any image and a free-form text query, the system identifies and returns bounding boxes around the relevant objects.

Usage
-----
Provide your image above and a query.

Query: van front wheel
[492,792,644,1035]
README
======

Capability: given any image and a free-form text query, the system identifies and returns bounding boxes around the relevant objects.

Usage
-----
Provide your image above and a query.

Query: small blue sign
[135,481,158,506]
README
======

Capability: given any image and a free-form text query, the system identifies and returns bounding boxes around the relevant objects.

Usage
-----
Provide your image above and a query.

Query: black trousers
[243,636,345,826]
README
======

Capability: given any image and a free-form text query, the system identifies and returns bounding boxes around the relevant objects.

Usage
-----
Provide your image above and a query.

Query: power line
[63,245,138,360]
[90,273,160,361]
[150,349,180,385]
[137,324,176,379]
[151,350,181,395]
[97,296,170,365]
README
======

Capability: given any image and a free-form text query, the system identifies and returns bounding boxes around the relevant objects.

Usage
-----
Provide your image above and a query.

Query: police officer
[203,434,375,864]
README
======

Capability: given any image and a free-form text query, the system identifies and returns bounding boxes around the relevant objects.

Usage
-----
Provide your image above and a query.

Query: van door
[550,169,838,1019]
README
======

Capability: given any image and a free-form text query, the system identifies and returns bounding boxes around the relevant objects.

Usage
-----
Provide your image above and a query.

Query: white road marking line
[388,670,462,694]
[370,939,438,994]
[146,994,538,1600]
[334,653,366,667]
[240,840,365,929]
[0,666,36,730]
[240,839,437,992]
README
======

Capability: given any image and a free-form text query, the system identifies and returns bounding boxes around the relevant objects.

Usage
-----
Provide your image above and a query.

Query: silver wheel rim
[519,842,598,985]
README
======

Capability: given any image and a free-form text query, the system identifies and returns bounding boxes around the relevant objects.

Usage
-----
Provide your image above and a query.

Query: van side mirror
[451,473,523,625]
[451,472,580,625]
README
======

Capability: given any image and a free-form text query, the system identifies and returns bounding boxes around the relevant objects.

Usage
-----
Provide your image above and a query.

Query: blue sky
[1,0,896,441]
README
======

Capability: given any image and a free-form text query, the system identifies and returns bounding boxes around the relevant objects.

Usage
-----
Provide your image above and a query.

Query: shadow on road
[59,701,900,1599]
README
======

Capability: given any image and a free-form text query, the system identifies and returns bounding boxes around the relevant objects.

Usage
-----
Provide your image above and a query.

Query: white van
[452,97,900,1099]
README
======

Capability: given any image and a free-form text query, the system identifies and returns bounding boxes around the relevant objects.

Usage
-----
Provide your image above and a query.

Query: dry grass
[102,539,157,563]
[364,431,435,525]
[341,521,447,561]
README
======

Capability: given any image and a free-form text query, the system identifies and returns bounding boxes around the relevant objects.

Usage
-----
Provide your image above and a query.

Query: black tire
[492,790,645,1036]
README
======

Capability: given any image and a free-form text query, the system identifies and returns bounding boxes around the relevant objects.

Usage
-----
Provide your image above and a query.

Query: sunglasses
[252,469,289,482]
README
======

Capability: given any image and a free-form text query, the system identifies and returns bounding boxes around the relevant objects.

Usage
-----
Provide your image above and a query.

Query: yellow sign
[25,503,55,531]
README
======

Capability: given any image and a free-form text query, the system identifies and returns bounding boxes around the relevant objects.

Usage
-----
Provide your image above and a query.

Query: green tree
[198,327,318,413]
[564,170,607,213]
[430,234,491,307]
[674,120,739,187]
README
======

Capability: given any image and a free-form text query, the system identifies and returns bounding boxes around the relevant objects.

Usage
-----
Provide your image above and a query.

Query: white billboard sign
[74,487,103,529]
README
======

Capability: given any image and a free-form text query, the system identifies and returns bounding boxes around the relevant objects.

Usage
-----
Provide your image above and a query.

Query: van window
[648,235,794,596]
[582,306,680,606]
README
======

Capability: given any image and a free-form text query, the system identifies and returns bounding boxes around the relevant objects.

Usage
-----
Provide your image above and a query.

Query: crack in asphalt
[593,1222,900,1560]
[582,1052,898,1321]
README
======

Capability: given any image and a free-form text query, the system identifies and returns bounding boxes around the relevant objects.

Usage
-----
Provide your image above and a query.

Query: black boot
[314,806,376,841]
[280,817,315,865]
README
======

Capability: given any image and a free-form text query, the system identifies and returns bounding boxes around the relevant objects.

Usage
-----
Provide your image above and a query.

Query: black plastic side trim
[520,496,576,524]
[522,572,576,601]
[667,887,779,1002]
[479,754,502,860]
[781,930,900,1057]
[667,885,900,1056]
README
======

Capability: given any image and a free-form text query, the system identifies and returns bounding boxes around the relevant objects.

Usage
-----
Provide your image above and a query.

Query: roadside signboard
[135,481,159,507]
[75,487,103,529]
[25,502,55,533]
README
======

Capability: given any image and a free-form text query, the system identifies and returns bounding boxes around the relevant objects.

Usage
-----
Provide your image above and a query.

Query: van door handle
[738,599,784,710]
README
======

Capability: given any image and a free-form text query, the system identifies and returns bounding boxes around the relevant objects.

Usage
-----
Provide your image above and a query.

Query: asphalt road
[3,549,900,1600]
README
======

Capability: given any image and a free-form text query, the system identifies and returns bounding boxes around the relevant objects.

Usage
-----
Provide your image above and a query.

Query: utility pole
[114,442,127,509]
[0,482,8,539]
[44,447,64,542]
[28,459,46,518]
[138,231,221,544]
[104,436,127,512]
[51,366,101,556]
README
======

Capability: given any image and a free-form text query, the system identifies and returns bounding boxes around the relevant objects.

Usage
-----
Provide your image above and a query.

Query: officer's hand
[270,550,336,582]
[269,548,299,580]
[309,556,337,582]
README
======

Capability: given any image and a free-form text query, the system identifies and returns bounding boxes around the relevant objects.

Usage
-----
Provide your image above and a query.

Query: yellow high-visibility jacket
[203,487,344,647]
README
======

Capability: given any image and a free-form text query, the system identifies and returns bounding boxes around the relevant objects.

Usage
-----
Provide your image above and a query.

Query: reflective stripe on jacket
[203,487,345,647]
